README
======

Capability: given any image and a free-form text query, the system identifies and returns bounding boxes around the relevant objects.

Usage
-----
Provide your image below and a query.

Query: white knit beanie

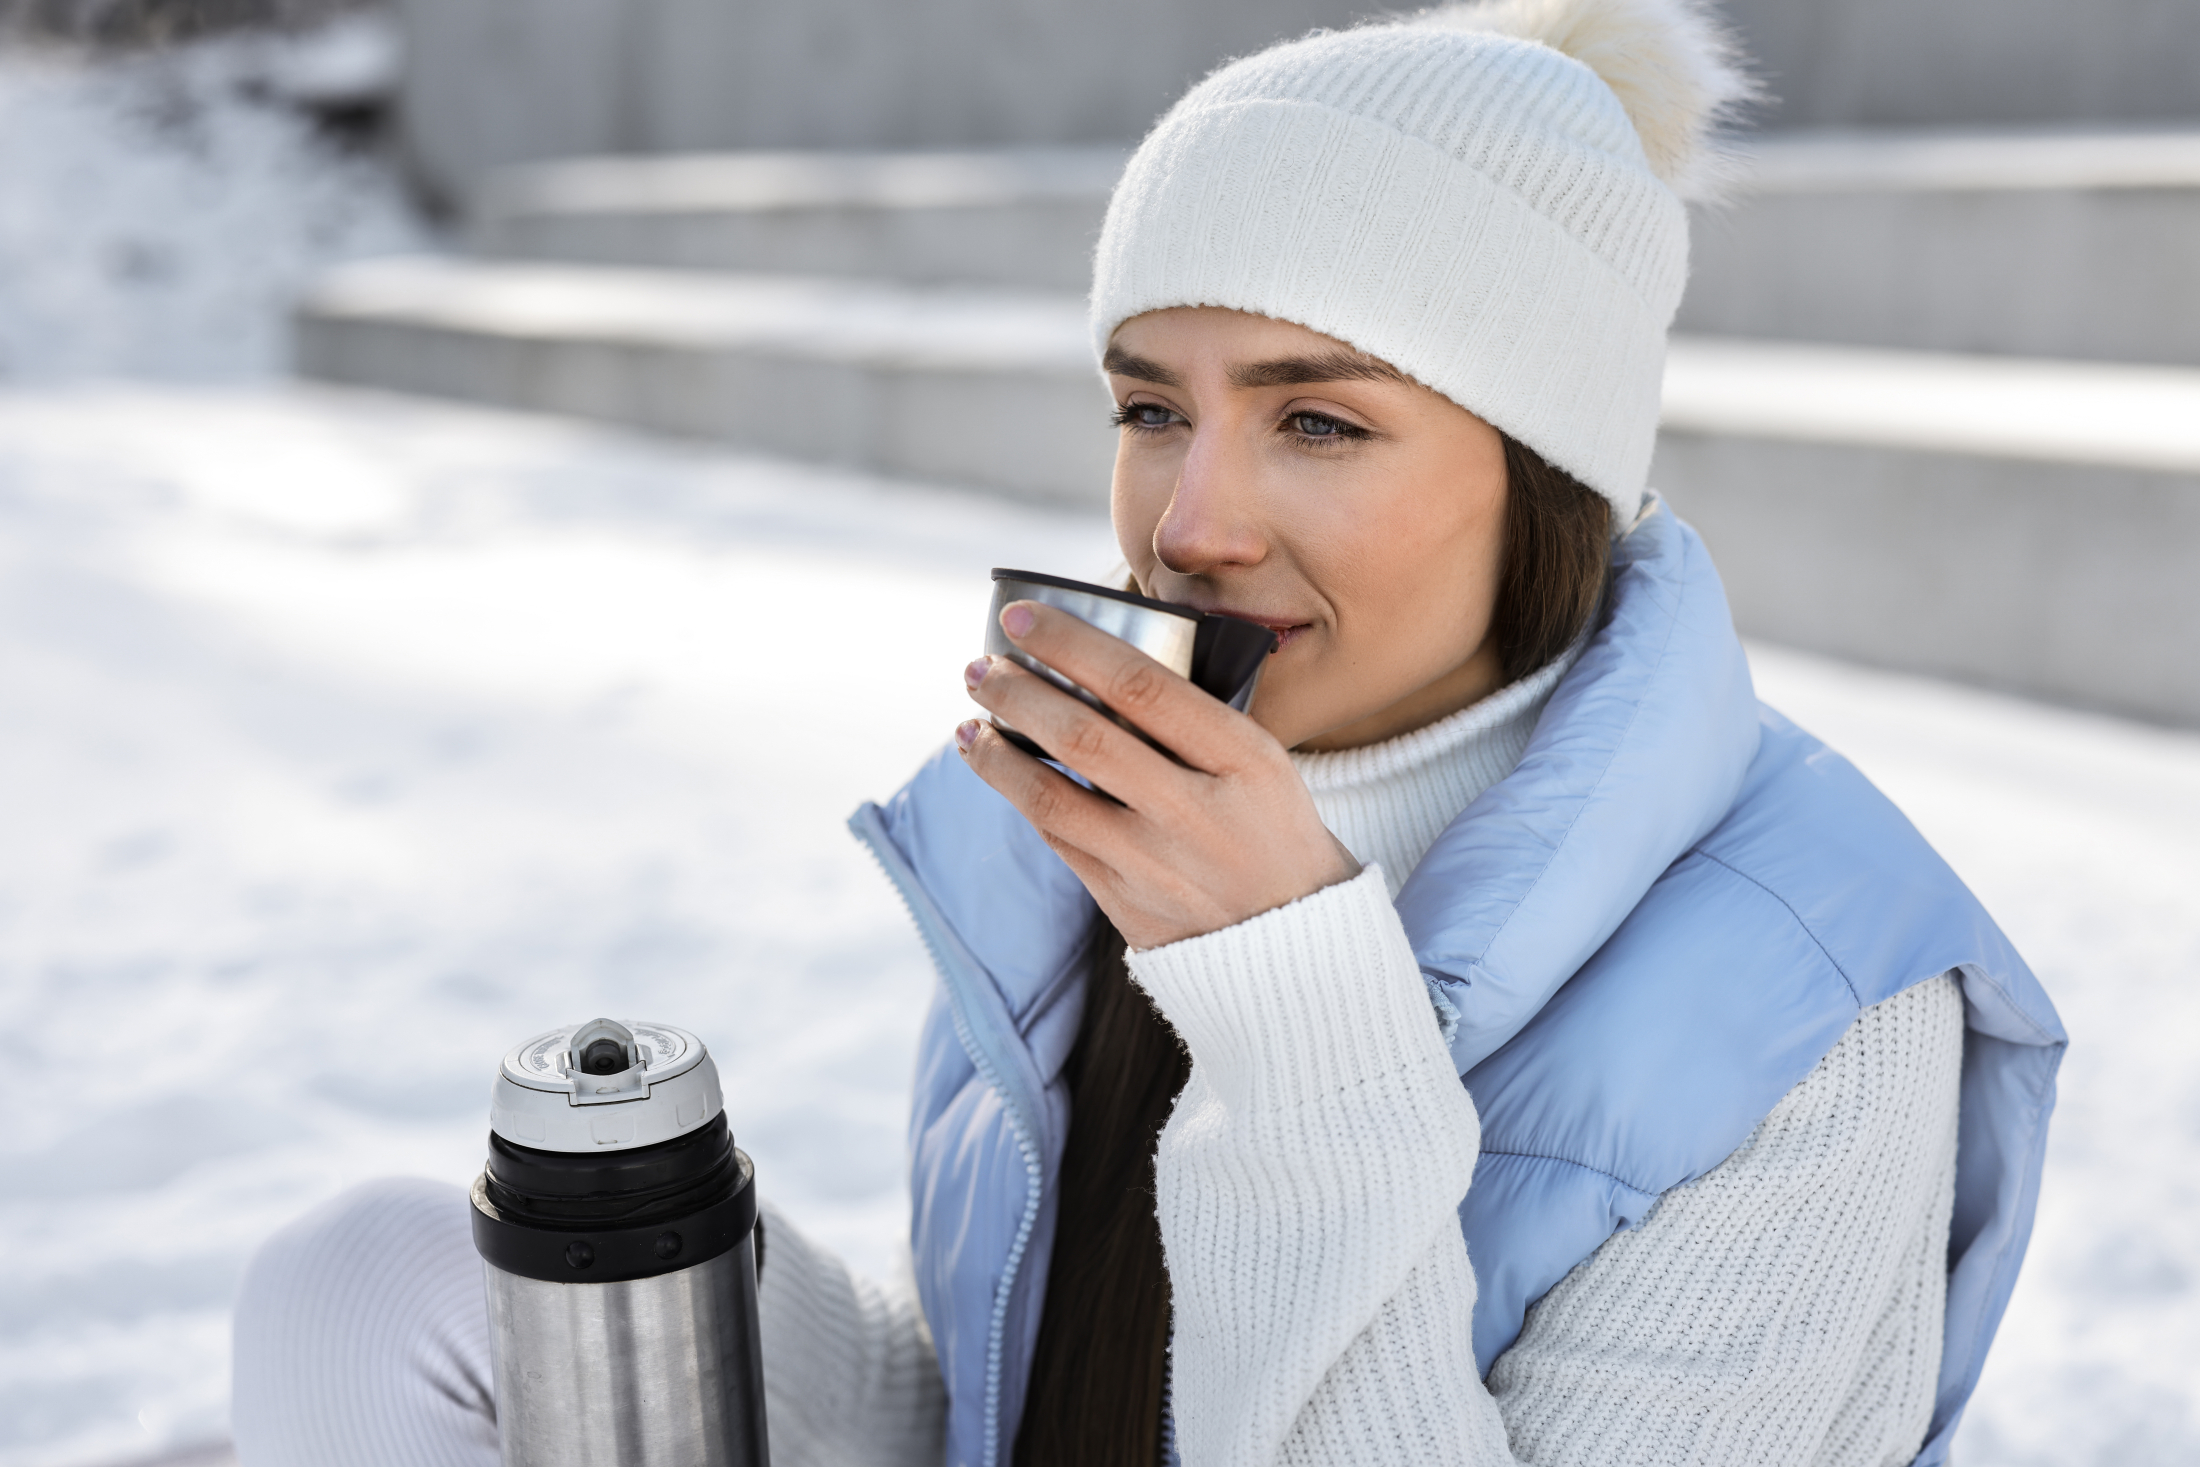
[1090,0,1751,523]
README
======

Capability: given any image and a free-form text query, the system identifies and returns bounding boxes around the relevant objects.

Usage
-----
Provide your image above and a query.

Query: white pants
[231,1179,500,1467]
[230,1178,945,1467]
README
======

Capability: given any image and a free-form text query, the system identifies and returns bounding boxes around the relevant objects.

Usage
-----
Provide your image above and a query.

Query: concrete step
[292,258,2200,721]
[472,129,2200,363]
[1657,337,2200,726]
[465,148,1125,293]
[1679,127,2200,366]
[397,0,2199,201]
[293,256,1115,503]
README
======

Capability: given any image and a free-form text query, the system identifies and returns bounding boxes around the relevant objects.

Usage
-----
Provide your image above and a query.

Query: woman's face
[1108,307,1510,753]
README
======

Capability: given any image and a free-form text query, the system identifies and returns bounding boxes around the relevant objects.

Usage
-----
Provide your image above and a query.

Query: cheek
[1329,467,1503,618]
[1428,479,1508,610]
[1295,449,1507,685]
[1110,446,1174,577]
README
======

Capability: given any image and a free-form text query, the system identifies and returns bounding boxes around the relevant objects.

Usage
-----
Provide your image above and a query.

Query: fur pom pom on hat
[1419,0,1754,197]
[1090,0,1755,523]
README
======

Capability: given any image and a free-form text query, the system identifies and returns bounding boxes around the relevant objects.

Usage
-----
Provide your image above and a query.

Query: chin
[1249,688,1338,751]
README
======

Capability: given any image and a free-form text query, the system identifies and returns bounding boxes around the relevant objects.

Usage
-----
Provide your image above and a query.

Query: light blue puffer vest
[850,502,2065,1467]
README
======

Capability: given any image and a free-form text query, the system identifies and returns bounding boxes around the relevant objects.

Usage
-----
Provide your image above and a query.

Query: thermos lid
[490,1017,723,1153]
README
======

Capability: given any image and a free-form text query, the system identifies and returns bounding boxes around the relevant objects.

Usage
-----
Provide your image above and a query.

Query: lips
[1206,608,1312,652]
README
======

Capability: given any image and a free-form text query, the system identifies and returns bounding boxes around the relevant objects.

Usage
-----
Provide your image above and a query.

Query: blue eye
[1289,411,1367,442]
[1111,402,1181,432]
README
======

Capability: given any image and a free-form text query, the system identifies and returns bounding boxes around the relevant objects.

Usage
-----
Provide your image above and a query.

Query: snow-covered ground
[1,382,2196,1467]
[0,382,1116,1465]
[0,20,426,382]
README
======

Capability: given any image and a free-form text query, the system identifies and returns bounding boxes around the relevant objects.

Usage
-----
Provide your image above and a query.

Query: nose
[1152,422,1267,576]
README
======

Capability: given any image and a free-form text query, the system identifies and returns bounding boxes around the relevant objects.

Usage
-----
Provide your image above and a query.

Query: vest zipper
[849,804,1046,1467]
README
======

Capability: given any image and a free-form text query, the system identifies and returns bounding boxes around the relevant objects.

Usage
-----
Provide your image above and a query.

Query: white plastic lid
[489,1018,724,1153]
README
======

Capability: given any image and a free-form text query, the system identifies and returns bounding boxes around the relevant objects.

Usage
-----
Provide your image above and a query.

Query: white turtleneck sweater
[1292,642,1576,903]
[755,662,1965,1467]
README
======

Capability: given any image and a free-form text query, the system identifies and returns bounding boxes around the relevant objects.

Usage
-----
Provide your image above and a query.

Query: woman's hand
[957,600,1360,951]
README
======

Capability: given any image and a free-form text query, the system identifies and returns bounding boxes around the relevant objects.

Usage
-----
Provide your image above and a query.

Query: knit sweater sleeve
[1125,870,1965,1467]
[1126,865,1515,1467]
[754,1198,947,1467]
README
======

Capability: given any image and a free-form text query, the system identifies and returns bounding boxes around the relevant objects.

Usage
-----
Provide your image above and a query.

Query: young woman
[232,3,2065,1465]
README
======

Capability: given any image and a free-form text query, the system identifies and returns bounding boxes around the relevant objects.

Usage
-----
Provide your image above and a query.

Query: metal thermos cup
[984,568,1277,762]
[470,1018,770,1467]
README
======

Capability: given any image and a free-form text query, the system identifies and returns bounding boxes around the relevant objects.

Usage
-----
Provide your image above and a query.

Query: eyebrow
[1228,352,1407,389]
[1100,343,1405,390]
[1100,345,1185,387]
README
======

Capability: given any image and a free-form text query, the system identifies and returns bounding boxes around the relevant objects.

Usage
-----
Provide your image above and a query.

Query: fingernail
[964,657,990,688]
[1001,602,1035,638]
[955,720,980,752]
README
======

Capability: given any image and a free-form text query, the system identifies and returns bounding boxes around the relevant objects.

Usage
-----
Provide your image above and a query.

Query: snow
[1,381,2194,1467]
[0,382,1116,1466]
[0,22,426,383]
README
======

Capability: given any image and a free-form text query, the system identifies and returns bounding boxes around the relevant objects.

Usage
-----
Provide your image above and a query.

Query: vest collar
[1399,495,1763,1070]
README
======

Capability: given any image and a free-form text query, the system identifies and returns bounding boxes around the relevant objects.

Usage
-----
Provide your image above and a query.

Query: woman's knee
[235,1177,478,1344]
[233,1177,497,1467]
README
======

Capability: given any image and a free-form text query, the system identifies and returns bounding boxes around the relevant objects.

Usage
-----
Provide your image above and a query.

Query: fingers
[966,654,1183,807]
[987,600,1259,775]
[954,716,1131,862]
[956,716,1243,947]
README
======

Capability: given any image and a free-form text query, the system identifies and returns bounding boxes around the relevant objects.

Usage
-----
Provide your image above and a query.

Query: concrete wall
[398,0,2200,204]
[398,0,1363,204]
[1722,0,2200,130]
[1682,182,2200,365]
[1655,432,2200,727]
[1676,131,2200,366]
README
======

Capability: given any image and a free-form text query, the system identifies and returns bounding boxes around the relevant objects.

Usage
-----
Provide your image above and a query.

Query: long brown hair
[1492,434,1614,683]
[1015,926,1188,1465]
[1013,435,1610,1465]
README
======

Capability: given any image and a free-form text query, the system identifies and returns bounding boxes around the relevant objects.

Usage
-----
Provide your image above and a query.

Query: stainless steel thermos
[470,1018,769,1467]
